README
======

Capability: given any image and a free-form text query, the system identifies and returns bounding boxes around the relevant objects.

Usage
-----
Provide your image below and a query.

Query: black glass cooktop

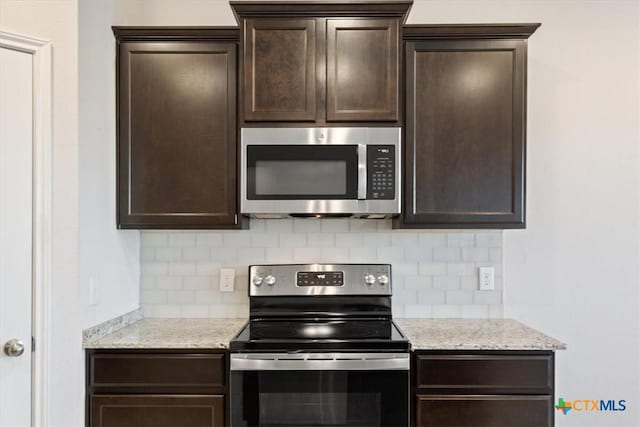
[230,319,410,352]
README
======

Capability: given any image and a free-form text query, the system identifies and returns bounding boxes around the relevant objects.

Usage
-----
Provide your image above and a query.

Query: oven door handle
[230,353,409,371]
[357,144,367,200]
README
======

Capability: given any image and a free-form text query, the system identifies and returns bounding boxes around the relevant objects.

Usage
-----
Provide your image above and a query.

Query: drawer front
[91,394,224,427]
[89,352,226,393]
[416,395,552,427]
[415,353,553,394]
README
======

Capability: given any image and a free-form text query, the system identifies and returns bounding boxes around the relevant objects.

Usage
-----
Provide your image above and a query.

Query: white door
[0,45,33,426]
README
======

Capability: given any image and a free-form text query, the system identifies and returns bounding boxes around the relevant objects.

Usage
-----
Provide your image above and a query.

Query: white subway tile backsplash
[335,233,363,247]
[294,247,323,263]
[155,247,182,262]
[182,247,210,262]
[446,233,475,247]
[266,219,293,233]
[293,218,322,233]
[363,232,390,247]
[462,247,490,262]
[391,233,418,247]
[433,276,460,290]
[156,277,182,290]
[432,305,461,318]
[348,219,378,232]
[447,263,476,276]
[446,290,473,305]
[169,262,196,276]
[419,263,447,276]
[404,275,432,290]
[321,218,349,232]
[279,233,307,248]
[223,233,251,248]
[474,290,503,305]
[419,233,446,248]
[169,232,196,247]
[307,233,335,248]
[140,221,504,318]
[475,232,502,248]
[433,247,462,262]
[141,233,168,247]
[196,233,223,247]
[167,290,195,304]
[418,289,446,305]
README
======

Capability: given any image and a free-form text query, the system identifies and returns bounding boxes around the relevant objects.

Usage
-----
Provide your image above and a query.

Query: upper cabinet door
[401,39,526,228]
[118,40,240,229]
[326,18,399,122]
[244,19,317,121]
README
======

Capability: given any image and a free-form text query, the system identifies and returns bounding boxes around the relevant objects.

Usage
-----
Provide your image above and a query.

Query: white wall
[79,0,140,328]
[0,1,83,425]
[407,1,639,426]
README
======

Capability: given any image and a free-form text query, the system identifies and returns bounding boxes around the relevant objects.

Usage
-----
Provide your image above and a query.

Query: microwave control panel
[367,145,395,200]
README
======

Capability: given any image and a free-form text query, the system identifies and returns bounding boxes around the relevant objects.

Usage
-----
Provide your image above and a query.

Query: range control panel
[367,145,395,200]
[249,264,392,296]
[297,271,344,287]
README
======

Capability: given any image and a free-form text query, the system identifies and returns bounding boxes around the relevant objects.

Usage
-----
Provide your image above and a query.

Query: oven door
[230,353,409,427]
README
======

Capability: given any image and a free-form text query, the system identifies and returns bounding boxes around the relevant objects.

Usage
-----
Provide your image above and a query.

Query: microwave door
[246,145,359,201]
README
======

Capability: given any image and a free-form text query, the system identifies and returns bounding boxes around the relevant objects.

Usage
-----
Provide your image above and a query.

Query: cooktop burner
[230,319,409,352]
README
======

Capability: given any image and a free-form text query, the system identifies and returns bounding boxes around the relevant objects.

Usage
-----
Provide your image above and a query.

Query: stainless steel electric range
[230,263,410,427]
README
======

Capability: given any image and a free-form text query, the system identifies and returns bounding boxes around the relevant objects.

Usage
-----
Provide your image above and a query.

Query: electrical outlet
[478,267,495,291]
[220,268,235,292]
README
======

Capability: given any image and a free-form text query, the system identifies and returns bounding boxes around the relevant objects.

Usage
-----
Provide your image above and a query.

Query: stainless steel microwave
[240,128,401,218]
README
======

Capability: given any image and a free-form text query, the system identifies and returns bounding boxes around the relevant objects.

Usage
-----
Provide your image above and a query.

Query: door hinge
[32,336,35,352]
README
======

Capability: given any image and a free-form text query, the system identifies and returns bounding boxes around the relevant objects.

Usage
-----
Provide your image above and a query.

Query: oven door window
[231,370,408,427]
[246,145,358,200]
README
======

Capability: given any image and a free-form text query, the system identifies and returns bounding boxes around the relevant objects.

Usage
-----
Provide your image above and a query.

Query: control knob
[377,274,389,286]
[252,275,264,287]
[264,275,276,286]
[364,274,376,286]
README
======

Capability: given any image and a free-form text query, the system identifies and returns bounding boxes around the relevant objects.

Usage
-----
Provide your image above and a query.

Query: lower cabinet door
[90,395,224,427]
[416,395,552,427]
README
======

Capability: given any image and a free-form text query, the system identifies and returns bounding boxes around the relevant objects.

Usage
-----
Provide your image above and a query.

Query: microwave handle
[357,144,367,200]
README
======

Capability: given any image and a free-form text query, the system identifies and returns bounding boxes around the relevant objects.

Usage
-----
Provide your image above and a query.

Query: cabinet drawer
[88,352,226,393]
[415,353,553,394]
[416,395,552,427]
[90,394,224,427]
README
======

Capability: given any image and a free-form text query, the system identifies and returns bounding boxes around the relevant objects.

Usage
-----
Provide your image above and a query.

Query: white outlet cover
[220,268,235,293]
[478,267,495,291]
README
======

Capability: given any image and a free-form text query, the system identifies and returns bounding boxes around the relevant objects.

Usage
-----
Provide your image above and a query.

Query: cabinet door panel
[416,395,552,427]
[326,18,399,121]
[402,40,525,228]
[91,395,224,427]
[415,354,553,394]
[244,19,316,121]
[118,42,238,228]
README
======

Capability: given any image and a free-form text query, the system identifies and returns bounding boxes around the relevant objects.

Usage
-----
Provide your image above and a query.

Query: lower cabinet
[413,351,555,427]
[90,395,224,427]
[86,350,228,427]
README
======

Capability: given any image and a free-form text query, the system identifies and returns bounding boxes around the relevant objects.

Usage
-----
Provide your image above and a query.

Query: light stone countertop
[84,317,565,351]
[394,318,566,350]
[83,318,247,349]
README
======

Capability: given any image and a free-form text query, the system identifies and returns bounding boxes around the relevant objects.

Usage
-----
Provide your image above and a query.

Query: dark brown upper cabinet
[326,18,399,121]
[244,18,317,121]
[396,24,540,229]
[114,28,244,229]
[231,1,411,125]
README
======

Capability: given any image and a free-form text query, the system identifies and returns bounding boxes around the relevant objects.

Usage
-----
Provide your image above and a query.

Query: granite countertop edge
[83,317,566,351]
